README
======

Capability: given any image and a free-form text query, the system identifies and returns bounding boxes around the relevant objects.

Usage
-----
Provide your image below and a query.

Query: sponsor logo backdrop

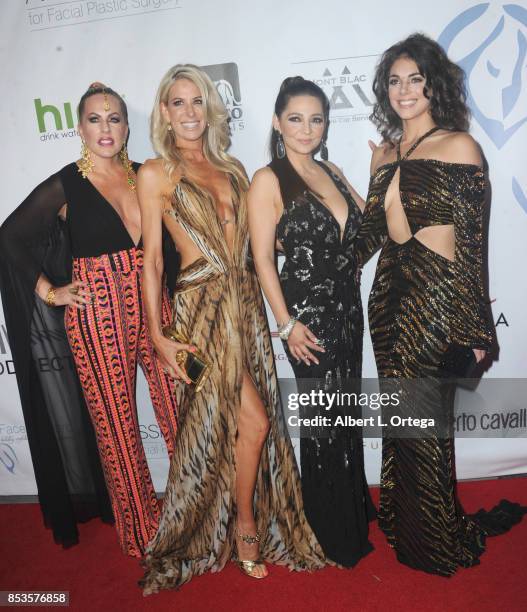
[1,0,526,494]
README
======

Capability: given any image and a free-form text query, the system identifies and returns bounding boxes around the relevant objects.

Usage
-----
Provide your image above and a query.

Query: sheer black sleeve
[0,171,112,547]
[0,172,66,290]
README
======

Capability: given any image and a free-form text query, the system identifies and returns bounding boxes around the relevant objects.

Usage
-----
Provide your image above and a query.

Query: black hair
[270,76,330,159]
[370,33,470,143]
[77,84,128,122]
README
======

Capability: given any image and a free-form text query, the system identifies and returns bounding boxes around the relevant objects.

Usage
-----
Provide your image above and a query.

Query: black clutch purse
[162,325,210,392]
[439,344,477,378]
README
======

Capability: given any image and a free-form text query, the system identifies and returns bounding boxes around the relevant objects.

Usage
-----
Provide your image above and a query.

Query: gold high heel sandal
[234,529,267,579]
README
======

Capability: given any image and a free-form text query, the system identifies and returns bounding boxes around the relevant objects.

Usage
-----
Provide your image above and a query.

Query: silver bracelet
[277,317,297,341]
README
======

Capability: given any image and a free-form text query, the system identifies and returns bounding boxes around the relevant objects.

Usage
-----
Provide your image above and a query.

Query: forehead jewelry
[102,88,110,112]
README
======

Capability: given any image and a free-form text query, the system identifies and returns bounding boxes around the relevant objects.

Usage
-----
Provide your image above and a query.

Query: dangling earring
[119,145,136,191]
[77,140,94,178]
[276,132,286,159]
[320,139,328,161]
[167,123,172,132]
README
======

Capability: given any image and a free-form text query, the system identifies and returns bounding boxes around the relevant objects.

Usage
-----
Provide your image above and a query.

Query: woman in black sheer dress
[249,77,375,567]
[0,83,178,556]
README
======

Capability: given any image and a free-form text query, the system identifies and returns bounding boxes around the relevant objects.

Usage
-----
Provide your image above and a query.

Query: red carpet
[1,477,526,612]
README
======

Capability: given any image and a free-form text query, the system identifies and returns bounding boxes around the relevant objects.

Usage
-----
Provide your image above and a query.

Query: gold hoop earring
[119,145,136,191]
[77,140,94,178]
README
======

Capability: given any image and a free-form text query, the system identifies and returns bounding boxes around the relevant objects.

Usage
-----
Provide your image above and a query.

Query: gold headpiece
[89,81,110,111]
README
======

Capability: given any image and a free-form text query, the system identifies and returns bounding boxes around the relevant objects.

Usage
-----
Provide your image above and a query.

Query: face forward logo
[201,62,244,132]
[439,4,527,214]
[0,442,17,475]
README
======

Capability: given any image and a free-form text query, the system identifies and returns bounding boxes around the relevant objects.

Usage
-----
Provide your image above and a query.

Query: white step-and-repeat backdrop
[1,0,526,494]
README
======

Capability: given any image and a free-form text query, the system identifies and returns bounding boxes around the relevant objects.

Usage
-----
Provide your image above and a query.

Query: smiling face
[78,93,128,159]
[388,56,431,121]
[161,77,207,146]
[273,94,325,156]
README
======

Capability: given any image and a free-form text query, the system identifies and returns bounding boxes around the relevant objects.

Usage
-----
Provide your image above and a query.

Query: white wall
[1,0,526,493]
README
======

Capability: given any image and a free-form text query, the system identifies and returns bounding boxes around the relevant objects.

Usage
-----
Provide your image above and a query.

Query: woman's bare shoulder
[250,166,279,187]
[320,160,344,178]
[438,131,483,166]
[138,158,183,194]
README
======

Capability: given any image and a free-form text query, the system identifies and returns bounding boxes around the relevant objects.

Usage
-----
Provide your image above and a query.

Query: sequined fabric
[353,131,525,576]
[270,156,375,567]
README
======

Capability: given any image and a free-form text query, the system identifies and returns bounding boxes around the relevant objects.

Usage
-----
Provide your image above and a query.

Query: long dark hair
[370,33,470,143]
[270,76,330,159]
[77,83,128,122]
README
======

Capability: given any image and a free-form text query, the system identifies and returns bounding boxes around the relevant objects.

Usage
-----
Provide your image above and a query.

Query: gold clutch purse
[162,324,211,392]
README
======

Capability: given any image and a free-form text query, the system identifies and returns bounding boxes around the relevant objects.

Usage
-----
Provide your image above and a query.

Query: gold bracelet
[45,286,57,307]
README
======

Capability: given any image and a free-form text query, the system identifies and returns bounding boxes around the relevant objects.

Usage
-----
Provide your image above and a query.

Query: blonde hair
[151,64,248,188]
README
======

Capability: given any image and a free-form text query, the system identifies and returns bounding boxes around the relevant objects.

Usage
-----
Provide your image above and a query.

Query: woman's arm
[248,168,324,366]
[247,168,290,325]
[0,172,89,309]
[137,160,194,383]
[445,134,492,361]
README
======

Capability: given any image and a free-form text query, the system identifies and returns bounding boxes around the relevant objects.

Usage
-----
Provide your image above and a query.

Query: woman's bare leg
[234,371,270,577]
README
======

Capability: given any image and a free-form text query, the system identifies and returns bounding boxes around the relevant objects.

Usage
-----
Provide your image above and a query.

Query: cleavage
[384,166,412,244]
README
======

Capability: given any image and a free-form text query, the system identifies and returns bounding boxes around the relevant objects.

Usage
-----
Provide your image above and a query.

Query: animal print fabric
[140,174,327,593]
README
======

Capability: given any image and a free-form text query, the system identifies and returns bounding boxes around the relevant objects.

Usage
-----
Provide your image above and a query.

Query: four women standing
[1,32,524,588]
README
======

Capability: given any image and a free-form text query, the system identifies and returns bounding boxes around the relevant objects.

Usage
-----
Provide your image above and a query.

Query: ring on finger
[69,287,79,295]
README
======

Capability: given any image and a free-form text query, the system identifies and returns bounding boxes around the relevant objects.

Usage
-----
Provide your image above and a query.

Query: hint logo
[34,98,79,142]
[202,63,244,132]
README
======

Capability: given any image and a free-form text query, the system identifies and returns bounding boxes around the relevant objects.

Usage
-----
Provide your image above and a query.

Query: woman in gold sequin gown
[137,65,327,593]
[356,34,526,576]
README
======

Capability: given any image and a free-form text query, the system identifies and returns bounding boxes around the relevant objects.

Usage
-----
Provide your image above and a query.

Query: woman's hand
[473,348,486,363]
[287,322,325,366]
[53,281,92,309]
[153,335,196,384]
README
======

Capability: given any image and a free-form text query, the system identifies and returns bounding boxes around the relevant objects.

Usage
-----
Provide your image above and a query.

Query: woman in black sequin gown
[249,77,375,567]
[356,34,526,576]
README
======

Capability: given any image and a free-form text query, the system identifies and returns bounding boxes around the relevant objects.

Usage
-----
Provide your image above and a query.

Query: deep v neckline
[84,176,140,248]
[383,127,441,240]
[285,156,353,244]
[179,174,238,252]
[383,126,442,213]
